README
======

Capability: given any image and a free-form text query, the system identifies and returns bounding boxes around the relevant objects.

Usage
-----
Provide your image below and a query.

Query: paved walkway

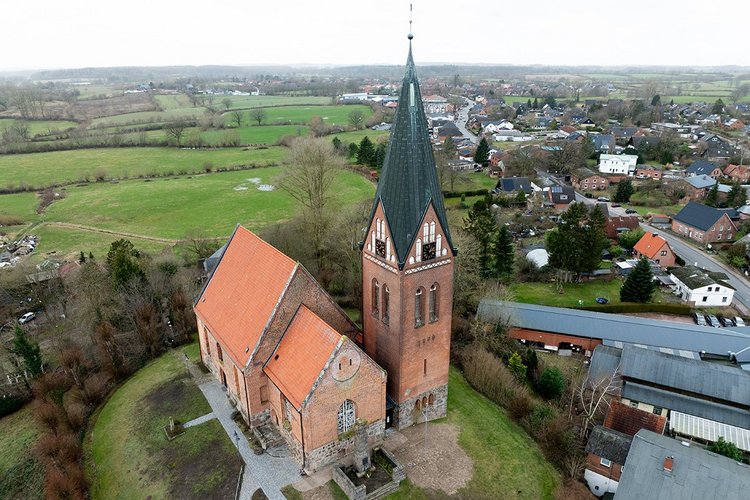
[183,412,216,428]
[198,380,300,500]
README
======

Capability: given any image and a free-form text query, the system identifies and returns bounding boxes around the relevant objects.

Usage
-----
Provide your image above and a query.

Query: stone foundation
[394,384,448,429]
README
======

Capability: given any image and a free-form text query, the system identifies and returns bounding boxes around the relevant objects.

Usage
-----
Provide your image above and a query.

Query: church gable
[403,203,452,270]
[364,200,399,268]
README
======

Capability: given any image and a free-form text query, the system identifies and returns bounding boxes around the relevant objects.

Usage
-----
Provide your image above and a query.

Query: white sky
[2,0,749,71]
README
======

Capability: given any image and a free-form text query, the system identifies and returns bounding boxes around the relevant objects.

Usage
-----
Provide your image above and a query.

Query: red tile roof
[633,232,670,259]
[604,400,667,436]
[195,226,297,367]
[264,305,343,409]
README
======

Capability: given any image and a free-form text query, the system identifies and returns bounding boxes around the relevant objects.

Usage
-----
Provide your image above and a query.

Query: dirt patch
[301,484,335,500]
[625,312,695,324]
[36,188,65,214]
[142,373,191,418]
[385,423,473,496]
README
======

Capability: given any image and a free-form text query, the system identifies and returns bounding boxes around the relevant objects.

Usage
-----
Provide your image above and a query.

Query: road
[451,95,477,144]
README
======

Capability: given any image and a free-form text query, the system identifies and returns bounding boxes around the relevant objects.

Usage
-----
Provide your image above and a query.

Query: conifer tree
[357,136,376,167]
[727,181,746,208]
[10,326,43,377]
[620,257,656,303]
[474,138,490,167]
[613,178,634,203]
[494,225,515,280]
[705,182,719,207]
[464,198,497,276]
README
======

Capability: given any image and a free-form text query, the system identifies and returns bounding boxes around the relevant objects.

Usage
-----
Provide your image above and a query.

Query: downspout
[243,370,251,423]
[298,407,306,471]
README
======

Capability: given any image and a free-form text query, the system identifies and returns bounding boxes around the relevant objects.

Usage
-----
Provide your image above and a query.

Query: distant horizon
[3,0,750,72]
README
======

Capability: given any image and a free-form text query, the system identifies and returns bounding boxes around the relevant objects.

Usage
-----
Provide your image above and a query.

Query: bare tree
[164,121,188,147]
[278,136,343,267]
[230,110,243,128]
[568,365,621,438]
[250,107,267,126]
[221,97,232,111]
[348,109,365,130]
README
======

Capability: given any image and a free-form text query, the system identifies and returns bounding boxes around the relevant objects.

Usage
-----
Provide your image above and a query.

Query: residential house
[493,130,533,142]
[604,208,640,239]
[608,126,639,145]
[591,134,616,153]
[598,154,638,175]
[584,426,632,497]
[545,186,576,210]
[494,176,534,195]
[685,159,722,178]
[634,165,663,180]
[630,135,660,151]
[422,94,448,114]
[670,265,735,306]
[615,430,750,500]
[572,167,610,191]
[723,164,750,183]
[633,232,676,268]
[681,174,730,200]
[699,134,739,161]
[671,201,737,244]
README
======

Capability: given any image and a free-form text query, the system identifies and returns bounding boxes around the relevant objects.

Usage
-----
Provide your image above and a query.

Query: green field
[329,129,390,145]
[0,119,78,136]
[201,124,309,145]
[511,279,624,307]
[42,167,374,239]
[32,224,171,261]
[230,104,372,127]
[449,368,559,499]
[90,108,205,127]
[218,95,331,110]
[85,345,242,499]
[0,146,284,187]
[0,405,43,500]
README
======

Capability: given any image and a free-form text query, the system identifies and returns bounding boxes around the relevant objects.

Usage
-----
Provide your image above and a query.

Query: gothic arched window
[337,400,356,434]
[383,285,390,325]
[429,283,439,322]
[415,288,425,327]
[371,279,379,317]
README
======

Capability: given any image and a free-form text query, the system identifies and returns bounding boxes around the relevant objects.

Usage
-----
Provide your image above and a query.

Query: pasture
[0,119,78,136]
[0,146,284,188]
[230,104,373,126]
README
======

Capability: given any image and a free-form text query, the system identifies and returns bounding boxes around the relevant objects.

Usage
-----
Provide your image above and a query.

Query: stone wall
[333,467,366,500]
[305,419,385,471]
[395,384,448,429]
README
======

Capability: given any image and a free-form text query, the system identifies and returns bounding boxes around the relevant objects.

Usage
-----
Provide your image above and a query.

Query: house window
[415,288,424,327]
[722,296,728,303]
[423,359,427,375]
[708,287,712,292]
[716,287,720,292]
[653,406,663,415]
[428,393,435,405]
[260,385,268,403]
[217,343,223,362]
[429,284,439,322]
[702,296,708,302]
[382,285,390,324]
[600,458,612,468]
[371,279,379,317]
[660,250,667,256]
[416,239,422,262]
[629,400,639,408]
[204,327,211,356]
[717,234,722,240]
[337,400,356,434]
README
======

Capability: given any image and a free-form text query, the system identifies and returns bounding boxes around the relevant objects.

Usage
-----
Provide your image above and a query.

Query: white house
[598,154,638,175]
[669,265,735,306]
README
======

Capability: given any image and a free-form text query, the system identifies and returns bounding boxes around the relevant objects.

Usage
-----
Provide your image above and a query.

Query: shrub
[81,373,110,406]
[508,352,527,381]
[538,368,566,400]
[707,437,743,461]
[0,393,30,417]
[523,403,556,438]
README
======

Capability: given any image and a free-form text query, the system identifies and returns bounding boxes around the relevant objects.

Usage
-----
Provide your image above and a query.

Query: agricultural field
[236,104,373,126]
[0,146,284,188]
[85,345,243,499]
[0,119,78,136]
[200,124,309,145]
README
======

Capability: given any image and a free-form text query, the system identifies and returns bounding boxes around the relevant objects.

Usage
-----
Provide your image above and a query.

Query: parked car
[597,196,610,202]
[717,315,730,327]
[611,203,621,208]
[596,297,609,304]
[735,317,746,327]
[18,312,36,324]
[705,314,721,328]
[692,312,707,326]
[625,208,638,214]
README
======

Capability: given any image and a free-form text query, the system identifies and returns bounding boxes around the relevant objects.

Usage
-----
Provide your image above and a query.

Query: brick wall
[586,453,623,481]
[671,214,736,244]
[509,328,602,355]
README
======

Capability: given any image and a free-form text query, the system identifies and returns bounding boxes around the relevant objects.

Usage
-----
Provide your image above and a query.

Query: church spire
[370,39,455,269]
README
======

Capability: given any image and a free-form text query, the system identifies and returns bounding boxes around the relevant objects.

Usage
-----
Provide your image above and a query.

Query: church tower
[361,35,456,429]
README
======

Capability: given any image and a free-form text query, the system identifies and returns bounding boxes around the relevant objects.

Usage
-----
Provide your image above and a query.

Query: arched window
[423,223,429,242]
[216,342,223,362]
[371,279,379,317]
[416,239,422,262]
[422,396,428,407]
[428,394,435,405]
[429,283,439,322]
[429,221,436,242]
[383,285,390,324]
[415,399,421,411]
[337,400,356,434]
[415,288,424,327]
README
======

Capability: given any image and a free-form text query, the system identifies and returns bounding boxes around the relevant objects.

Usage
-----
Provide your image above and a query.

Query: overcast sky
[3,0,749,71]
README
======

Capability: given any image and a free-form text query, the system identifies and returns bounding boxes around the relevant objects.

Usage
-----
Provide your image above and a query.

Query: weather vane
[408,3,413,40]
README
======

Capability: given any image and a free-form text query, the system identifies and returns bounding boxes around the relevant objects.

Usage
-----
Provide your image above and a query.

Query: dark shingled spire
[371,41,455,268]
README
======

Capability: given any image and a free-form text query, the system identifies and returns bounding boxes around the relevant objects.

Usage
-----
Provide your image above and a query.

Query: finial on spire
[408,3,413,40]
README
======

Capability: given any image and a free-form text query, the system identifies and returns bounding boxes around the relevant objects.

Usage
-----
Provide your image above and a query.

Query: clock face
[375,239,386,258]
[423,242,436,261]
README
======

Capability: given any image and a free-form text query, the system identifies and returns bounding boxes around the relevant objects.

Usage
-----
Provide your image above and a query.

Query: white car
[18,312,36,324]
[734,317,746,327]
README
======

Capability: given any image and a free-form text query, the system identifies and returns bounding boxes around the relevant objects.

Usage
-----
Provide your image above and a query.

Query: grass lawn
[201,124,309,145]
[220,95,331,110]
[449,172,496,192]
[0,405,44,500]
[0,146,285,187]
[0,119,78,137]
[624,203,683,217]
[447,367,559,499]
[0,191,39,220]
[85,344,242,500]
[228,104,372,128]
[511,279,624,307]
[43,167,374,240]
[329,129,390,145]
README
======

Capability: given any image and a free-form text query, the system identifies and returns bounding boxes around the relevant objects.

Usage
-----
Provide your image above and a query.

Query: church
[193,37,456,471]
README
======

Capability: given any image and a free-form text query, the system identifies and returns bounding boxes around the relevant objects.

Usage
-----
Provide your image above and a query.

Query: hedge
[577,302,692,315]
[443,188,489,199]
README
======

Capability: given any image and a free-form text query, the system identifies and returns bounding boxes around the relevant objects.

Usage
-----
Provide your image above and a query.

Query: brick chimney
[663,455,674,472]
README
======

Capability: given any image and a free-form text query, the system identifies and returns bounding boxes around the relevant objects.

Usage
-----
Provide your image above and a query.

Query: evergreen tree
[494,225,515,280]
[538,367,566,400]
[532,97,539,109]
[464,198,497,276]
[712,98,726,114]
[585,205,609,272]
[546,202,608,282]
[79,251,86,263]
[620,257,656,303]
[613,178,634,203]
[707,437,743,461]
[527,98,532,108]
[107,239,144,288]
[651,94,661,106]
[508,352,527,381]
[474,137,490,167]
[357,136,376,167]
[10,326,43,377]
[705,182,720,207]
[375,142,387,168]
[348,142,358,160]
[728,181,746,208]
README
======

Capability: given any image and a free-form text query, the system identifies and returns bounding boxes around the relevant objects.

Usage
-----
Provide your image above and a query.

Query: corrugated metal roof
[622,382,750,429]
[619,347,750,407]
[616,430,750,500]
[478,300,750,358]
[670,411,750,452]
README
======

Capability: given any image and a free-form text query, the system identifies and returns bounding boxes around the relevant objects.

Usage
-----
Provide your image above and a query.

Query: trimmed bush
[538,368,566,400]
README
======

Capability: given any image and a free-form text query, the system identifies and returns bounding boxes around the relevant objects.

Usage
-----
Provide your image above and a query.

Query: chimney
[663,456,674,472]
